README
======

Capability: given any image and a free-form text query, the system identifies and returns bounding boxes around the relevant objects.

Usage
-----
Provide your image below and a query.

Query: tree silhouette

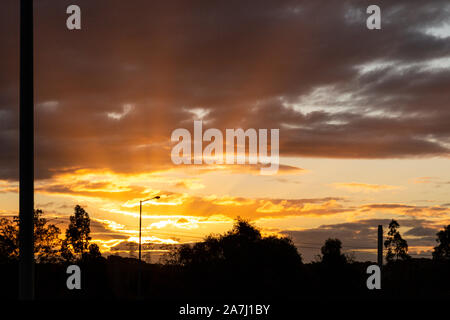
[0,209,78,262]
[384,219,410,262]
[432,225,450,261]
[167,217,303,294]
[164,217,304,297]
[81,243,104,263]
[0,217,19,261]
[0,210,61,262]
[61,205,93,261]
[320,238,347,265]
[26,209,61,262]
[60,238,75,262]
[169,217,301,266]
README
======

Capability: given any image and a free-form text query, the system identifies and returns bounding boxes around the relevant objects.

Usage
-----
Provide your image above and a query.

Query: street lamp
[139,196,160,261]
[137,195,160,299]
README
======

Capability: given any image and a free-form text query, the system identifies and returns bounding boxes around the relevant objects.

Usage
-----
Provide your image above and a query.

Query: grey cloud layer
[1,0,449,179]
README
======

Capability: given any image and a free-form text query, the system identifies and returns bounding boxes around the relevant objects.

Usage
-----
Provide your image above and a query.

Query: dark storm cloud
[88,219,130,240]
[1,0,450,179]
[404,226,437,237]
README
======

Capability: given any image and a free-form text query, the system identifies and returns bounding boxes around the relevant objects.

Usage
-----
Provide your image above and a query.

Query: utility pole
[377,225,383,268]
[19,0,35,300]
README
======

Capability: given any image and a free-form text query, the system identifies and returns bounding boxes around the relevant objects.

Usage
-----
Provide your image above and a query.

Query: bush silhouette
[320,238,347,265]
[167,217,303,297]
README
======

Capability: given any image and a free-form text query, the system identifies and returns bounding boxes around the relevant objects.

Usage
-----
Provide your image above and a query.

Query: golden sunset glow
[1,0,449,264]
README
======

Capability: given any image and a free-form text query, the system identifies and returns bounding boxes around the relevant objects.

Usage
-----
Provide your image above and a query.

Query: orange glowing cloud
[332,182,401,192]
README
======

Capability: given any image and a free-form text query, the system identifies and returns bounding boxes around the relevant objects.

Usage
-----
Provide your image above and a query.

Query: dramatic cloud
[2,1,450,261]
[1,0,450,179]
[360,203,449,218]
[332,182,401,192]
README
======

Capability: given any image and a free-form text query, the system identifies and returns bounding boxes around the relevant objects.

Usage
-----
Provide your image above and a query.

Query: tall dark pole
[377,225,383,268]
[19,0,35,300]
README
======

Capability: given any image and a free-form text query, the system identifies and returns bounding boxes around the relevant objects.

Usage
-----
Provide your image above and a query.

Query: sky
[1,0,450,262]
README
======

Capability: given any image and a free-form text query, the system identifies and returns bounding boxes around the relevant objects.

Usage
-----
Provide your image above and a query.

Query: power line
[147,230,205,240]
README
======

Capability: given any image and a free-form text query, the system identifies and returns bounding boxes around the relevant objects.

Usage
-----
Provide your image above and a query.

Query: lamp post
[139,196,160,261]
[137,195,160,298]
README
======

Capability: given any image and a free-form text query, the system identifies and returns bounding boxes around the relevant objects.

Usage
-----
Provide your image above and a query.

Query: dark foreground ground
[1,256,449,300]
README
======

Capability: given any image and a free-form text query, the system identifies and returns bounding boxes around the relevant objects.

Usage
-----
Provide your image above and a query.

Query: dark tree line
[0,211,449,299]
[1,211,449,265]
[166,217,302,268]
[166,218,449,266]
[0,205,102,263]
[162,218,449,299]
